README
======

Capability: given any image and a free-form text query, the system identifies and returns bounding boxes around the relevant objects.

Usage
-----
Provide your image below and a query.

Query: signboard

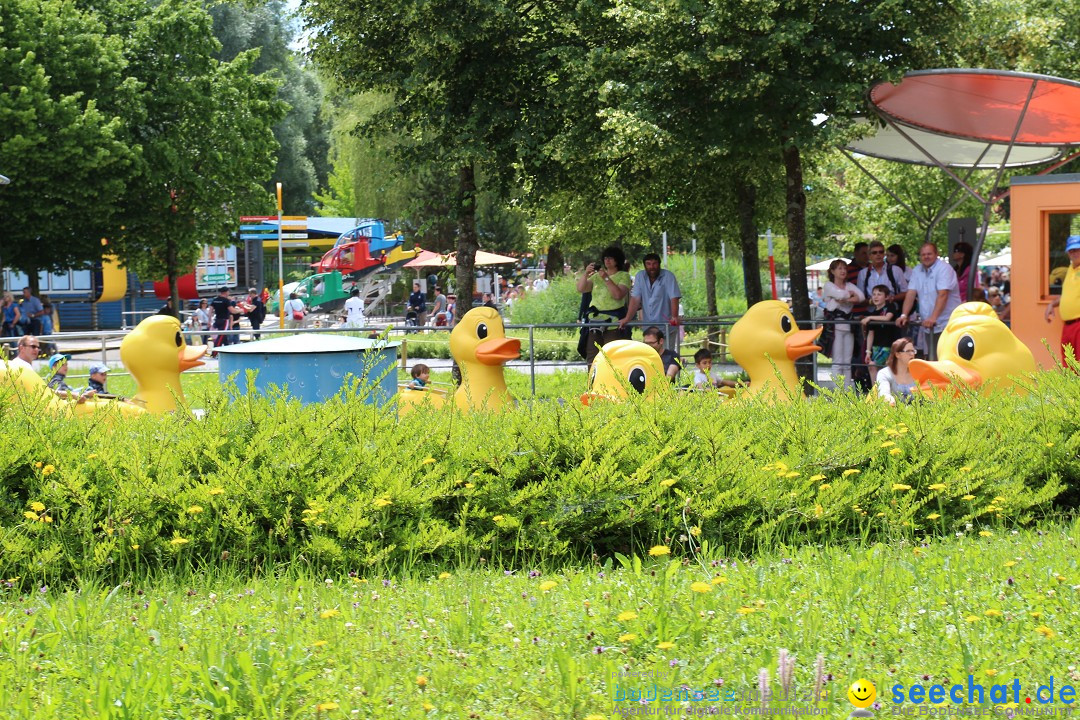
[195,245,238,291]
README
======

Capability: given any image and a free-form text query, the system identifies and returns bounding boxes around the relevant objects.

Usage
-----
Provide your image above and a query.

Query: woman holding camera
[576,246,631,367]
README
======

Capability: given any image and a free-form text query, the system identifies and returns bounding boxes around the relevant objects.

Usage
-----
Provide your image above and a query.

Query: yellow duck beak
[909,359,982,395]
[475,337,520,366]
[179,344,208,372]
[785,327,823,360]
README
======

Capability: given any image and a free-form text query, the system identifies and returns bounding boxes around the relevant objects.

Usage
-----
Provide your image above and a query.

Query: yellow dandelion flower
[311,640,328,647]
[373,498,392,508]
[30,501,45,512]
[86,454,98,460]
[41,465,55,476]
[690,526,701,537]
[814,504,824,518]
[737,606,757,615]
[965,615,980,623]
[783,471,800,478]
[42,516,52,523]
[23,511,39,521]
[809,474,826,482]
[438,572,451,580]
[187,506,203,515]
[492,515,504,522]
[539,580,558,592]
[208,488,225,496]
[889,448,902,456]
[1004,561,1017,567]
[1047,442,1055,447]
[617,611,638,622]
[984,609,1003,617]
[881,441,895,448]
[985,669,999,677]
[892,483,912,491]
[1056,575,1067,583]
[978,530,993,537]
[929,483,947,491]
[585,715,607,720]
[464,483,475,489]
[774,462,788,472]
[1035,625,1055,639]
[1030,612,1042,619]
[659,479,677,488]
[421,457,436,465]
[648,545,670,557]
[819,484,831,490]
[690,582,712,594]
[657,641,675,650]
[960,466,972,472]
[416,675,428,687]
[618,633,637,642]
[994,496,1006,502]
[34,461,42,468]
[711,576,727,585]
[842,469,860,477]
[927,513,941,520]
[131,544,139,550]
[319,609,341,619]
[962,495,976,501]
[423,702,435,712]
[315,701,338,711]
[170,537,189,546]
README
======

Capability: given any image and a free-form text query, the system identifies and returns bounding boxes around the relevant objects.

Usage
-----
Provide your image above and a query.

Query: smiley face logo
[847,678,877,709]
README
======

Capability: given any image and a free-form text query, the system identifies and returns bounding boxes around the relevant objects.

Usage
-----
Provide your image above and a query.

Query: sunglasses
[24,344,40,349]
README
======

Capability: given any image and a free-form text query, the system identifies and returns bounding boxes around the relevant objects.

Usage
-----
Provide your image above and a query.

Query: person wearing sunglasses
[8,335,41,373]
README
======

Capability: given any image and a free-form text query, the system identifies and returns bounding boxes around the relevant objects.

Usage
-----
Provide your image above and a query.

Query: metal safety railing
[5,315,923,395]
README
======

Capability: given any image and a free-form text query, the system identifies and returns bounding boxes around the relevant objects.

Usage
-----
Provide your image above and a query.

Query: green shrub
[1,369,1077,587]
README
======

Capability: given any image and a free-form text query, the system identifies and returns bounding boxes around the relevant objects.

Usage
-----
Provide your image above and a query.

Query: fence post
[400,336,407,370]
[529,325,536,396]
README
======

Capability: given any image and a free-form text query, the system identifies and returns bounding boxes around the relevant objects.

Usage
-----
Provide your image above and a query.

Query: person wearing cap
[87,363,111,395]
[45,354,94,402]
[1044,235,1080,365]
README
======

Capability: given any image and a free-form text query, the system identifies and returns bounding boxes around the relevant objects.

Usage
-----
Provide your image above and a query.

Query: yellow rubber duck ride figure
[909,301,1035,396]
[728,300,822,402]
[448,307,520,412]
[580,339,666,405]
[120,315,208,413]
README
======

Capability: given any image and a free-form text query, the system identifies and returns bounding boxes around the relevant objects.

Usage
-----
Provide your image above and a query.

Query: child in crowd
[861,284,900,381]
[46,354,95,403]
[692,348,738,391]
[407,363,431,390]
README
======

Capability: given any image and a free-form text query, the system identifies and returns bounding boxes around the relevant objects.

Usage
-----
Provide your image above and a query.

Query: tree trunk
[26,268,41,297]
[735,175,762,308]
[704,255,718,353]
[782,143,813,392]
[545,243,564,279]
[165,237,180,313]
[453,163,478,323]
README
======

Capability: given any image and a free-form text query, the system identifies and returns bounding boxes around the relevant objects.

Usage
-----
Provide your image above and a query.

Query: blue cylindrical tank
[216,335,400,406]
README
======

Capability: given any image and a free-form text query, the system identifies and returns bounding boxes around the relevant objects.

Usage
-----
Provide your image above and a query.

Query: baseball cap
[47,353,71,370]
[88,363,110,375]
[1066,235,1080,252]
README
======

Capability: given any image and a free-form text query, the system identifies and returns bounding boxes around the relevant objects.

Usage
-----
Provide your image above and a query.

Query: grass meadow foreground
[3,523,1080,718]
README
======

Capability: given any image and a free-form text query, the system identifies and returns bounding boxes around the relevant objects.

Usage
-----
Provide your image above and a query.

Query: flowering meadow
[1,368,1079,717]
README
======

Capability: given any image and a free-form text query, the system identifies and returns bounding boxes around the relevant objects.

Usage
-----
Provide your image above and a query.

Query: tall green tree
[110,0,285,303]
[0,0,136,290]
[210,0,330,215]
[304,0,576,317]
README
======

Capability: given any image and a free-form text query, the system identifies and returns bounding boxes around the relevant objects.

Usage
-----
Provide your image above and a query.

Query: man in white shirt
[7,334,40,373]
[898,243,962,360]
[343,288,366,328]
[857,241,908,305]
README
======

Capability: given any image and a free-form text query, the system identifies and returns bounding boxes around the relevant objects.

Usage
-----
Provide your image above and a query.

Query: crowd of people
[814,239,1014,394]
[2,287,57,357]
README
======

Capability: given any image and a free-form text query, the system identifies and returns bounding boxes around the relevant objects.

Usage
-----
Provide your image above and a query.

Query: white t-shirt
[344,296,365,325]
[284,298,305,316]
[7,357,34,373]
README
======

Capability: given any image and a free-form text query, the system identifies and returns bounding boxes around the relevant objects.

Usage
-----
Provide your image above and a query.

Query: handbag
[819,308,851,360]
[292,310,304,321]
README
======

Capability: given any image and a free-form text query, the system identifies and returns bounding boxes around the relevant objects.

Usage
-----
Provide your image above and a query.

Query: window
[1047,212,1080,296]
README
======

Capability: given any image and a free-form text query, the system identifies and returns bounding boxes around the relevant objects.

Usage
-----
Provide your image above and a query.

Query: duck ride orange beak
[785,327,823,360]
[179,344,208,372]
[909,359,982,395]
[475,337,521,365]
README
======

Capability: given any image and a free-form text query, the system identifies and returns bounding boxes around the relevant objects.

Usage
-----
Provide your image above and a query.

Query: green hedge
[1,370,1078,587]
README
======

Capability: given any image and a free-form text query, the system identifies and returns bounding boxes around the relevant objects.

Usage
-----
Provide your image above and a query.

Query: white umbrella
[806,257,849,272]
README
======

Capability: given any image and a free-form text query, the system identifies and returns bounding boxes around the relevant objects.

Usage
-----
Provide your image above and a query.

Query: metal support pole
[529,325,536,396]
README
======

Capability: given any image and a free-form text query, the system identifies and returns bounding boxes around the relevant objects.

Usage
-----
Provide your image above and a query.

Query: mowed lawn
[3,522,1078,719]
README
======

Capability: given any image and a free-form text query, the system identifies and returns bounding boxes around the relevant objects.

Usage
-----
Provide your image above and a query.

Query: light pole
[276,183,284,328]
